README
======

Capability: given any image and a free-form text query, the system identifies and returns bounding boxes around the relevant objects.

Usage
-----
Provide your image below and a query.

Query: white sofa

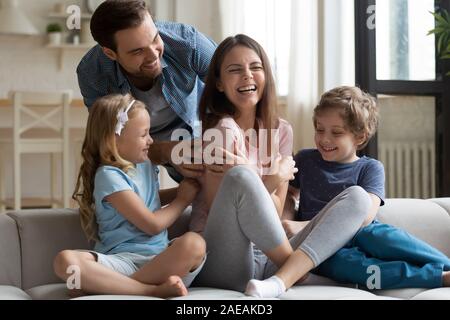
[1,198,449,300]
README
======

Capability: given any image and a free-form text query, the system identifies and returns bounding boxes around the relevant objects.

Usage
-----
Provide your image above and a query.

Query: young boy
[283,86,450,289]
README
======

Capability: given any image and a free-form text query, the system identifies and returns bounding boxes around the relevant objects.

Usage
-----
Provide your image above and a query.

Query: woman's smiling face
[216,45,266,113]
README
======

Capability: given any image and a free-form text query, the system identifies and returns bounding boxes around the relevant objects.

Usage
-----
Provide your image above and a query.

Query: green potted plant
[46,22,63,46]
[429,9,450,75]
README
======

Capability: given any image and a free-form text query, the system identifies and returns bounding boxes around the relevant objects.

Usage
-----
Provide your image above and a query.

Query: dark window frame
[355,0,450,197]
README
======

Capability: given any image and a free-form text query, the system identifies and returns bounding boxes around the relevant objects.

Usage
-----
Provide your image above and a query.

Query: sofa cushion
[72,295,163,300]
[170,287,247,300]
[429,198,450,216]
[279,285,382,300]
[0,214,21,287]
[7,209,91,290]
[0,285,31,300]
[377,199,450,257]
[371,288,426,300]
[26,283,73,300]
[410,288,450,300]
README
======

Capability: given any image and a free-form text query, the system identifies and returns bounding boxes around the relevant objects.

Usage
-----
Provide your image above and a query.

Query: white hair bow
[115,100,136,136]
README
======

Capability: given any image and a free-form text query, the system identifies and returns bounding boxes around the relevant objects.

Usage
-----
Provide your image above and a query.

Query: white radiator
[379,142,435,199]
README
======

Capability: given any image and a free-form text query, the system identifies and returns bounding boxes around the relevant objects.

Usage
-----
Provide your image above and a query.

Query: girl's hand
[271,155,298,182]
[176,178,201,205]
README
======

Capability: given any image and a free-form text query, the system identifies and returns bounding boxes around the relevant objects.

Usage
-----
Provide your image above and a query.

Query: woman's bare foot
[147,275,188,298]
[443,271,450,287]
[67,288,88,298]
[282,220,310,238]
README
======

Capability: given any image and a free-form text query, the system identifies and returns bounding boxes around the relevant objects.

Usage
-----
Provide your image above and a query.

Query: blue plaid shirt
[77,21,216,135]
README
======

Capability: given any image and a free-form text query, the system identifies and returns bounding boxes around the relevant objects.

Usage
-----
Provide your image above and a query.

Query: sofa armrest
[0,214,21,287]
[7,209,91,290]
[378,199,450,257]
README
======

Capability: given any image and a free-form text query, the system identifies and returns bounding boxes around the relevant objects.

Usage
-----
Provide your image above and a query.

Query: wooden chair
[0,90,72,211]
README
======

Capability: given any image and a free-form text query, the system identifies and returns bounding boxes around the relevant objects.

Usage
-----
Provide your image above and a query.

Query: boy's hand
[282,220,310,238]
[176,178,201,205]
[271,155,298,181]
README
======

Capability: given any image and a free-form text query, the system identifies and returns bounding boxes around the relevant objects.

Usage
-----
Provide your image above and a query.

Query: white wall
[0,0,89,99]
[0,0,88,202]
[1,0,217,202]
[151,0,220,42]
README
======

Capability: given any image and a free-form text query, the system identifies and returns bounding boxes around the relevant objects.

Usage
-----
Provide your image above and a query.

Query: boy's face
[314,109,363,164]
[116,108,153,164]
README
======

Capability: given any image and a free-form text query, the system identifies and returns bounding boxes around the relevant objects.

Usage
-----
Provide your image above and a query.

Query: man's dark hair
[90,0,150,51]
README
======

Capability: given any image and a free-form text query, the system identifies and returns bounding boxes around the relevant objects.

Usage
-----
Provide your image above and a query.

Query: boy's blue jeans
[315,221,450,289]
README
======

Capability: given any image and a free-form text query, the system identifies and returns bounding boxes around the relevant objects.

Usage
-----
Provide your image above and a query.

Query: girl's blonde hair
[313,86,379,150]
[73,94,146,242]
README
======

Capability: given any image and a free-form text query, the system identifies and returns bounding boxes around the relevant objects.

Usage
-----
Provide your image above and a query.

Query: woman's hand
[176,178,201,205]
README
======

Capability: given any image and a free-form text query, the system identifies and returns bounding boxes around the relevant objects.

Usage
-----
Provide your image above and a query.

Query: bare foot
[443,271,450,287]
[148,275,188,298]
[282,220,310,238]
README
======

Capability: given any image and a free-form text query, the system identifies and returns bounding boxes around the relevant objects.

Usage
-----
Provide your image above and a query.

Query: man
[77,0,216,180]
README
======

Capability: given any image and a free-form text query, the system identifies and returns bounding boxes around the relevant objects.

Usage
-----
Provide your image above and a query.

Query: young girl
[53,94,206,298]
[283,86,450,289]
[189,34,374,298]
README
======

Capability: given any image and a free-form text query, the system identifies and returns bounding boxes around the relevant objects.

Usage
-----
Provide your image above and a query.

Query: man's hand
[206,142,250,175]
[152,139,205,178]
[171,163,205,178]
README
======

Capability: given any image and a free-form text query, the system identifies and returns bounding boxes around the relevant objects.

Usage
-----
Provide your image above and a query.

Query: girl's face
[216,45,265,113]
[314,109,363,164]
[116,108,153,164]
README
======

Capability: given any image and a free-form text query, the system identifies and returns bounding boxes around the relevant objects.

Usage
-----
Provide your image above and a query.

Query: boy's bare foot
[443,271,450,287]
[282,220,310,238]
[148,275,188,298]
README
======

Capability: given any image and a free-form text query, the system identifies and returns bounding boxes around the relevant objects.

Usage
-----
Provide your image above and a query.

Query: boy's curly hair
[313,86,379,150]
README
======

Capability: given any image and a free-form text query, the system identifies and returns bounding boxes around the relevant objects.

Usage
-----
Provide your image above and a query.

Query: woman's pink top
[189,117,293,234]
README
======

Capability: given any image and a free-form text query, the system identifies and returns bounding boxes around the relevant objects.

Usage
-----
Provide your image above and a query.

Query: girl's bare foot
[443,271,450,287]
[147,275,188,298]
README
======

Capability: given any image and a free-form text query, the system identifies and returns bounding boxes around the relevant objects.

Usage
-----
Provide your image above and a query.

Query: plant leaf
[432,11,450,27]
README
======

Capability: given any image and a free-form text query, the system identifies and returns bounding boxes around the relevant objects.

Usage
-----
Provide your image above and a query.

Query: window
[355,0,450,197]
[376,0,436,80]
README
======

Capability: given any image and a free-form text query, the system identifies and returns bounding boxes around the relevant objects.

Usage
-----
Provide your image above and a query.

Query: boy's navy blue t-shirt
[290,149,385,221]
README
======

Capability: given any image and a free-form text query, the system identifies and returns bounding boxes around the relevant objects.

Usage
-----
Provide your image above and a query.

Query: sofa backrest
[5,206,191,290]
[0,214,22,287]
[377,198,450,257]
[7,209,91,290]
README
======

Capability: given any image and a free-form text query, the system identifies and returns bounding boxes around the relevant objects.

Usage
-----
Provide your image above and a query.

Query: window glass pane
[377,95,436,198]
[376,0,436,80]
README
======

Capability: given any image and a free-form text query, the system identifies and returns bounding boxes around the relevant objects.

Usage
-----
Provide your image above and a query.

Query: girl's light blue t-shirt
[93,160,168,255]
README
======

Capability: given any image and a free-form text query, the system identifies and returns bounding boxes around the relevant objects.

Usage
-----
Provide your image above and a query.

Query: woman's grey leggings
[193,166,371,292]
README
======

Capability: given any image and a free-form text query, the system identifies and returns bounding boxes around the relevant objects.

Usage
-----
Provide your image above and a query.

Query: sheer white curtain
[288,0,355,151]
[216,0,356,151]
